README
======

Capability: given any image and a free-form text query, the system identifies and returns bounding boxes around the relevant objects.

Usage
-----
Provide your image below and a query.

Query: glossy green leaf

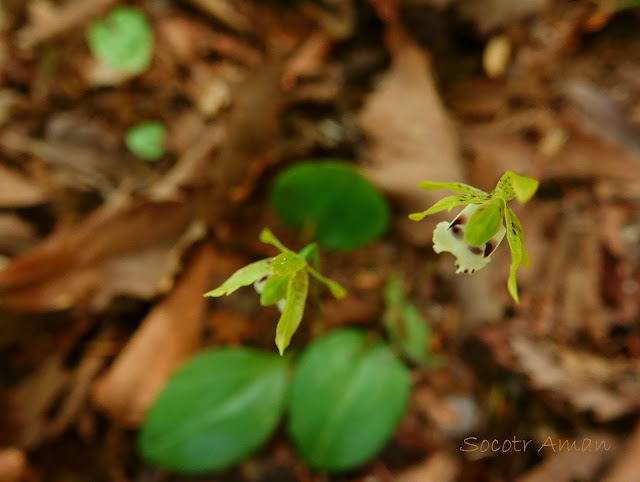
[272,252,306,276]
[307,266,347,299]
[275,269,309,355]
[408,195,485,221]
[203,259,273,297]
[495,170,539,203]
[86,6,153,74]
[259,274,290,306]
[139,348,289,474]
[464,199,503,247]
[125,121,167,161]
[417,180,486,196]
[504,207,525,303]
[288,329,410,472]
[270,160,390,250]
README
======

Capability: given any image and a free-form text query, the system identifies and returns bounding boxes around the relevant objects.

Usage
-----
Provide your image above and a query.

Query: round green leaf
[139,348,289,474]
[125,121,167,161]
[288,329,410,472]
[270,160,390,250]
[86,6,154,74]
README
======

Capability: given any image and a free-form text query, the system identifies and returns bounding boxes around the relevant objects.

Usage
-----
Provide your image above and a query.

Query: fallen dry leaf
[459,0,550,33]
[603,421,640,482]
[395,451,459,482]
[0,194,197,312]
[0,448,28,482]
[91,243,241,427]
[357,39,463,243]
[515,432,618,482]
[0,164,46,207]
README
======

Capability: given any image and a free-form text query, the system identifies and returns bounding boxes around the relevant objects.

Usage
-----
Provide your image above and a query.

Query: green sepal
[275,269,309,355]
[307,266,347,299]
[417,181,486,196]
[495,170,539,203]
[504,206,526,303]
[204,259,273,297]
[298,243,320,268]
[464,198,503,247]
[408,195,486,221]
[260,274,291,306]
[259,228,289,253]
[272,252,306,276]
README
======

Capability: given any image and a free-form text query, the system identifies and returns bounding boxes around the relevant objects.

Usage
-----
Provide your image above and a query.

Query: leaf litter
[1,0,640,480]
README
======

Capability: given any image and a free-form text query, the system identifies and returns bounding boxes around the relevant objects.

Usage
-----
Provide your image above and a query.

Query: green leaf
[288,329,410,472]
[270,160,390,251]
[275,269,309,355]
[464,199,503,247]
[203,259,272,297]
[125,121,167,161]
[139,348,289,474]
[86,6,154,74]
[307,265,347,299]
[383,275,439,367]
[504,206,525,303]
[271,252,306,276]
[259,274,290,306]
[417,180,486,196]
[494,170,539,203]
[259,228,289,253]
[408,195,485,221]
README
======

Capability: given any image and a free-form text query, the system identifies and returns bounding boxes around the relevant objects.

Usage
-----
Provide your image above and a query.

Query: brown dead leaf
[511,335,640,422]
[0,164,46,207]
[357,40,463,243]
[515,432,618,482]
[91,243,223,427]
[459,0,550,33]
[0,194,197,312]
[0,214,36,254]
[394,452,459,482]
[206,309,255,346]
[603,421,640,482]
[0,448,28,482]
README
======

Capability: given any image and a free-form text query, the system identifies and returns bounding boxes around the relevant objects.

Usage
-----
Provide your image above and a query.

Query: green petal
[260,274,291,306]
[504,207,526,303]
[495,171,539,203]
[259,228,289,253]
[464,198,503,247]
[275,269,309,355]
[408,195,486,221]
[298,243,320,268]
[204,259,273,297]
[417,181,486,196]
[272,252,306,276]
[307,266,347,299]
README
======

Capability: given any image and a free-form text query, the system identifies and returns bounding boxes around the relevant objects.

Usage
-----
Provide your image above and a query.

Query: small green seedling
[204,228,346,354]
[125,121,167,161]
[86,6,154,75]
[409,170,538,303]
[383,274,443,368]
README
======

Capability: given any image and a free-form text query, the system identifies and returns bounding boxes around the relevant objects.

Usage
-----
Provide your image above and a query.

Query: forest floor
[1,0,640,481]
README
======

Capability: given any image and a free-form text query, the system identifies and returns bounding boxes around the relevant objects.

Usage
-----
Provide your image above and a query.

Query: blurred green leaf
[288,329,410,471]
[86,6,154,74]
[383,275,442,368]
[139,348,289,474]
[270,160,390,250]
[125,121,167,161]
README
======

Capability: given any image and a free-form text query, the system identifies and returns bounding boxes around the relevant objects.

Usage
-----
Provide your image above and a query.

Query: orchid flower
[409,171,538,303]
[204,228,346,354]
